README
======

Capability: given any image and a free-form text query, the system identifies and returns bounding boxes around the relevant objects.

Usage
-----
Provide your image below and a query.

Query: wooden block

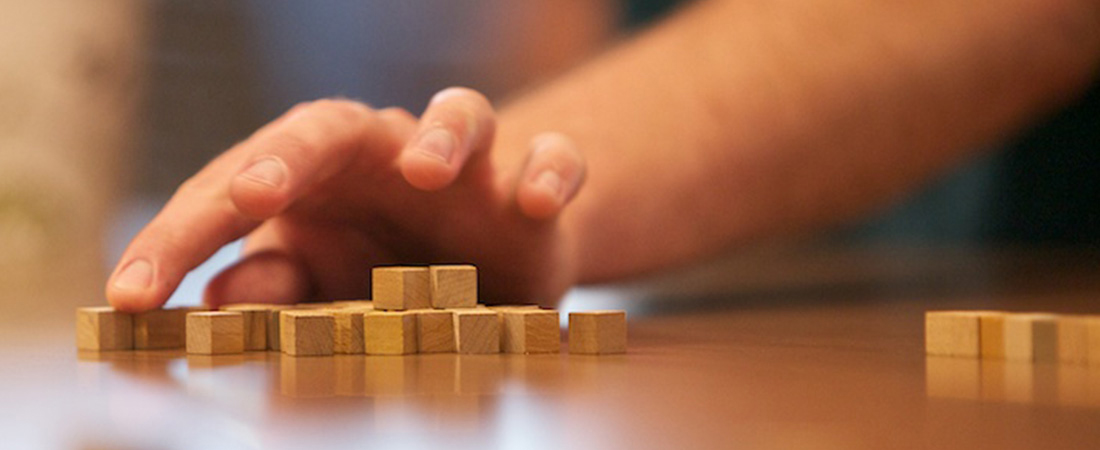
[280,310,335,356]
[333,309,367,354]
[1057,315,1090,365]
[429,265,477,309]
[979,312,1008,359]
[331,300,374,310]
[186,312,244,355]
[220,304,270,351]
[266,306,292,351]
[453,310,500,354]
[133,308,188,349]
[1004,313,1059,362]
[417,310,456,353]
[75,307,133,351]
[364,311,418,355]
[502,310,560,354]
[486,305,540,310]
[568,311,626,355]
[1087,316,1100,367]
[372,266,430,311]
[924,310,997,358]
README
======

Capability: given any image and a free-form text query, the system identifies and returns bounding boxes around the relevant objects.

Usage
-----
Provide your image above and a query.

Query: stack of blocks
[76,264,628,359]
[925,310,1100,365]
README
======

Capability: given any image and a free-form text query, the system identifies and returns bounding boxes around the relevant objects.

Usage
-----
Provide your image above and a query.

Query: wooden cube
[220,304,270,351]
[75,307,133,351]
[333,309,367,354]
[364,311,418,355]
[133,308,188,349]
[924,310,999,358]
[568,311,626,355]
[280,310,335,356]
[1087,316,1100,367]
[1004,313,1059,362]
[417,310,456,353]
[265,306,292,351]
[186,312,244,355]
[429,265,477,309]
[453,310,500,354]
[502,310,560,354]
[1057,315,1090,365]
[372,267,430,311]
[978,312,1008,359]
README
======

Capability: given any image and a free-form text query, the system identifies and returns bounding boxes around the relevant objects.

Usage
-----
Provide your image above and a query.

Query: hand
[106,87,587,311]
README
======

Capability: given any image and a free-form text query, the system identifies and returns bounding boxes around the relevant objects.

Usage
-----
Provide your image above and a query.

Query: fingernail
[239,157,287,188]
[534,170,563,198]
[113,259,153,291]
[416,128,456,163]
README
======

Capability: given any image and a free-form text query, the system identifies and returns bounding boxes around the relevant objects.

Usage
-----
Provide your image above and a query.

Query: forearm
[494,0,1100,283]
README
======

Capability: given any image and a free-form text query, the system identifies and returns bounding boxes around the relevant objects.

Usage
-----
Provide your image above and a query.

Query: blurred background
[1,0,1097,330]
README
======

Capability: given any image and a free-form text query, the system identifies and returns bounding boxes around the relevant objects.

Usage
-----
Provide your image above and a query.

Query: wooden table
[3,247,1099,449]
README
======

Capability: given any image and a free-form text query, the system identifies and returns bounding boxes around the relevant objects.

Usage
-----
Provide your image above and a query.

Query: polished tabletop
[3,246,1100,449]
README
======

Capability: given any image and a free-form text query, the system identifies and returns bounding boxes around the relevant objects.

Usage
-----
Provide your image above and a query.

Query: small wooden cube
[417,310,456,353]
[265,306,292,351]
[364,311,418,355]
[568,311,626,355]
[333,309,367,354]
[280,310,335,356]
[1057,315,1090,365]
[373,267,430,311]
[75,307,133,351]
[454,310,500,354]
[186,312,244,355]
[924,310,998,358]
[1086,316,1100,367]
[220,304,271,351]
[978,312,1008,359]
[429,265,477,309]
[502,310,560,354]
[1004,313,1059,362]
[133,308,188,349]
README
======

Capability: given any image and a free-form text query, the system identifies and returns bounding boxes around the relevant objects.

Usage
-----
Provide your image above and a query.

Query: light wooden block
[568,311,626,355]
[280,310,335,356]
[266,306,292,351]
[331,300,374,310]
[1087,316,1100,367]
[429,265,477,309]
[186,312,244,355]
[220,304,270,351]
[502,310,560,354]
[133,308,188,349]
[979,312,1008,359]
[1004,313,1059,362]
[333,309,367,354]
[924,310,997,358]
[417,310,456,353]
[1057,315,1090,365]
[75,307,133,351]
[364,311,418,355]
[453,310,500,354]
[373,266,430,311]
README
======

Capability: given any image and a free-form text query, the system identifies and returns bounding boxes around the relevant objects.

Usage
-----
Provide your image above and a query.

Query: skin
[108,0,1100,312]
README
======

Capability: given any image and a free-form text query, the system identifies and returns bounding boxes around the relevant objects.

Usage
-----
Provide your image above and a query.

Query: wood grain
[416,310,456,353]
[454,310,500,354]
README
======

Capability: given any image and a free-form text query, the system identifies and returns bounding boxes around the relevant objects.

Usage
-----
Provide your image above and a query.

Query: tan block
[979,313,1007,359]
[502,310,560,354]
[924,310,997,358]
[331,300,374,310]
[133,308,188,349]
[454,310,500,354]
[1057,315,1090,365]
[364,311,418,355]
[373,267,430,311]
[568,311,626,355]
[186,312,244,355]
[1086,316,1100,367]
[429,265,477,309]
[1004,313,1059,362]
[75,307,133,351]
[333,309,367,354]
[417,310,456,353]
[280,310,335,356]
[220,304,270,351]
[266,306,292,351]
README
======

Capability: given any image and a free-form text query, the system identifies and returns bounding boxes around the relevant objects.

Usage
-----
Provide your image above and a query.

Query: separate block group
[569,311,626,355]
[186,312,244,355]
[926,310,1100,366]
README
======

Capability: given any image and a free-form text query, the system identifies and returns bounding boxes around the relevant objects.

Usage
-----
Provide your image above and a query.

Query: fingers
[515,132,587,220]
[399,87,497,191]
[203,250,313,309]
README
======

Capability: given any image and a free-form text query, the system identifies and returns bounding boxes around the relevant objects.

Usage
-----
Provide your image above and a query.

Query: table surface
[3,247,1100,450]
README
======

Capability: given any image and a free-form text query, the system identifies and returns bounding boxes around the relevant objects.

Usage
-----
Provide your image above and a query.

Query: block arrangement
[76,265,628,360]
[925,310,1100,366]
